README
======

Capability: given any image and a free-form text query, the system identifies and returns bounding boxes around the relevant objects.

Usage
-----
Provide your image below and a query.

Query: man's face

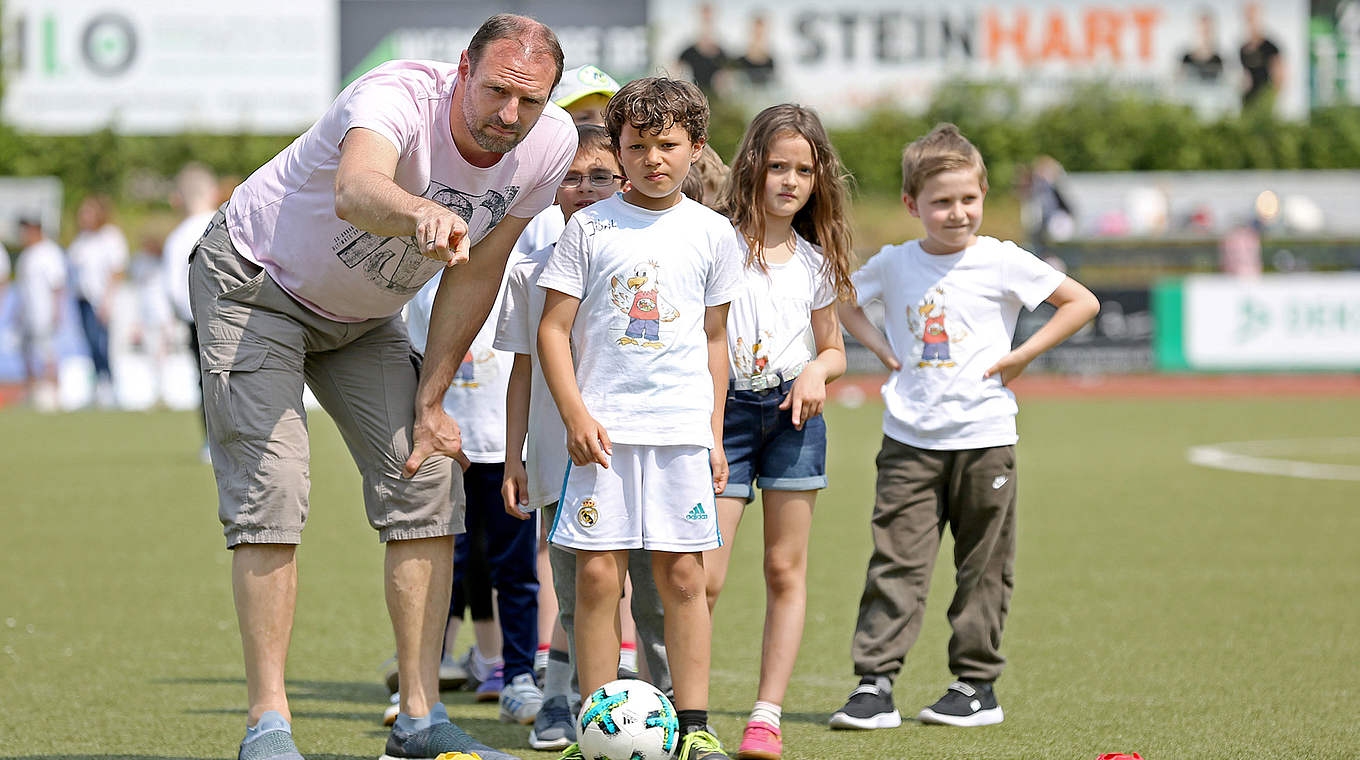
[459,39,557,154]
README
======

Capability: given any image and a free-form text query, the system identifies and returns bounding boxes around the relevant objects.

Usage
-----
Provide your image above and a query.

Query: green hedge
[709,83,1360,197]
[2,82,1358,213]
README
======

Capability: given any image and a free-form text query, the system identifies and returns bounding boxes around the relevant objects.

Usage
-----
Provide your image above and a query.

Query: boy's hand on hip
[710,445,729,494]
[983,350,1032,385]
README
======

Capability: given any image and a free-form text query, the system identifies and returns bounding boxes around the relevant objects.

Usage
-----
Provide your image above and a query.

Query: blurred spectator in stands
[735,13,776,88]
[128,231,175,404]
[1180,11,1225,82]
[1020,156,1075,248]
[15,218,66,412]
[676,3,730,95]
[68,194,128,407]
[1239,2,1283,110]
[163,163,219,457]
[1220,224,1263,278]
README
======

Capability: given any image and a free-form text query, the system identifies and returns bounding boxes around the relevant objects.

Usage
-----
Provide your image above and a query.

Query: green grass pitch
[1,396,1357,759]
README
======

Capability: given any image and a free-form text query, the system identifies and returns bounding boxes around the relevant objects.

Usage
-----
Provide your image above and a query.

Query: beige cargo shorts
[187,208,461,548]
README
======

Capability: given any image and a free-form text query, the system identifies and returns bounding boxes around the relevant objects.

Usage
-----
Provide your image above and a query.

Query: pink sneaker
[737,720,782,760]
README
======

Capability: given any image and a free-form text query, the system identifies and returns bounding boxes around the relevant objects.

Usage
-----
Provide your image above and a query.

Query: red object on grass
[1096,754,1143,760]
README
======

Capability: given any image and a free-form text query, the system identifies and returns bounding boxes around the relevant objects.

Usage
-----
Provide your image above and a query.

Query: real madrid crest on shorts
[577,498,599,528]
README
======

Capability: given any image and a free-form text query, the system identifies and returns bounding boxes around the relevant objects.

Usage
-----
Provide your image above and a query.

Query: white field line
[1186,437,1360,481]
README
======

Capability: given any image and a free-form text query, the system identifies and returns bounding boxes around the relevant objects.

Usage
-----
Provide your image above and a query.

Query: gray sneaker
[238,711,304,760]
[380,704,521,760]
[529,694,576,750]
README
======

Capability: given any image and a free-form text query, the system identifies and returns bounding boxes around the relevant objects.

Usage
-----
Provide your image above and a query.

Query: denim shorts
[720,377,828,501]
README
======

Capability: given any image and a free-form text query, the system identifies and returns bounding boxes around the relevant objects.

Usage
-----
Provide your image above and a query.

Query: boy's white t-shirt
[853,236,1065,450]
[494,244,568,509]
[163,209,216,323]
[537,194,744,449]
[15,240,67,334]
[227,59,576,323]
[406,253,522,463]
[726,232,836,386]
[512,204,566,257]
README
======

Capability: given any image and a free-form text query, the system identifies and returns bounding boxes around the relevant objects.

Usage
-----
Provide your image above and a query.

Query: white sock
[618,642,638,673]
[472,646,501,681]
[749,701,781,728]
[534,646,550,675]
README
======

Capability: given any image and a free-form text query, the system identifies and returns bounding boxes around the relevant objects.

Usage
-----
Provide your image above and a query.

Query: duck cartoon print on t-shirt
[452,348,497,387]
[907,286,968,368]
[608,260,679,349]
[734,331,774,386]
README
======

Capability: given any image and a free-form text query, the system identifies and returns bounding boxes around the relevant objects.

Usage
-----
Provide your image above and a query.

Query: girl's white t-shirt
[227,59,576,323]
[537,194,744,449]
[493,245,567,509]
[726,232,836,386]
[406,253,522,463]
[853,236,1065,450]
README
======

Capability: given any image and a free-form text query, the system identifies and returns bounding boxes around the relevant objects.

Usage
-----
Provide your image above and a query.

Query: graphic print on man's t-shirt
[907,286,968,368]
[333,181,520,295]
[608,260,679,348]
[734,332,773,384]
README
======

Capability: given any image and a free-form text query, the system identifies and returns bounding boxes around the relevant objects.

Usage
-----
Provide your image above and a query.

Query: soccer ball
[577,678,678,760]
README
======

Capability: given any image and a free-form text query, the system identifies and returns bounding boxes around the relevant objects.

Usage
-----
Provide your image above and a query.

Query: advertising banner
[1,0,337,135]
[340,0,648,86]
[1014,288,1154,373]
[1156,274,1360,370]
[648,0,1309,121]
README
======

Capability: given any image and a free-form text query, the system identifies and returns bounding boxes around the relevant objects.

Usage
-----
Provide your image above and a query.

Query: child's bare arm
[837,301,901,371]
[705,303,730,495]
[538,289,612,467]
[984,277,1100,384]
[502,353,532,519]
[781,304,846,428]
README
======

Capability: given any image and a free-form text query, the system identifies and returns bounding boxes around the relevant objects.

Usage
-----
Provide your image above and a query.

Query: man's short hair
[604,76,709,149]
[467,14,565,90]
[901,123,989,198]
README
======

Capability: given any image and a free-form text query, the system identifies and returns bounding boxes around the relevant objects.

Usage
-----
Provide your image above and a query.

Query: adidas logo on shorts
[685,503,707,521]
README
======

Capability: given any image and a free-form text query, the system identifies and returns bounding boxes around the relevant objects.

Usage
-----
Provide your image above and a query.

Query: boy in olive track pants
[832,123,1099,730]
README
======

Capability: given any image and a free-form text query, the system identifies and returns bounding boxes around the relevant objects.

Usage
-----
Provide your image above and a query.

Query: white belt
[732,362,805,391]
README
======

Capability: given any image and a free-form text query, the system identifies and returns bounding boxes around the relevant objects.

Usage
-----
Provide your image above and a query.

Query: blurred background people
[1240,2,1284,109]
[15,218,67,412]
[1180,10,1225,82]
[162,162,219,457]
[677,2,730,95]
[67,194,128,407]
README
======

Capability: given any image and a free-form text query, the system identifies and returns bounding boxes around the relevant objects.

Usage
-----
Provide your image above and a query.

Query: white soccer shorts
[548,443,722,553]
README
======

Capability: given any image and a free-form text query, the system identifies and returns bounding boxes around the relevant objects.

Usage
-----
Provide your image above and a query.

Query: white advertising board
[1,0,337,135]
[649,0,1309,122]
[1182,274,1360,369]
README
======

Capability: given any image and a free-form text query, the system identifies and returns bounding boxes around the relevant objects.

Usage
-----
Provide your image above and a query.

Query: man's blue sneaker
[238,711,304,760]
[380,703,521,760]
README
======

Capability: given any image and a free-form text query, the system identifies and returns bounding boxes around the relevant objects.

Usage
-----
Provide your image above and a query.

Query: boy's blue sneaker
[380,704,520,760]
[529,694,576,750]
[238,711,304,760]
